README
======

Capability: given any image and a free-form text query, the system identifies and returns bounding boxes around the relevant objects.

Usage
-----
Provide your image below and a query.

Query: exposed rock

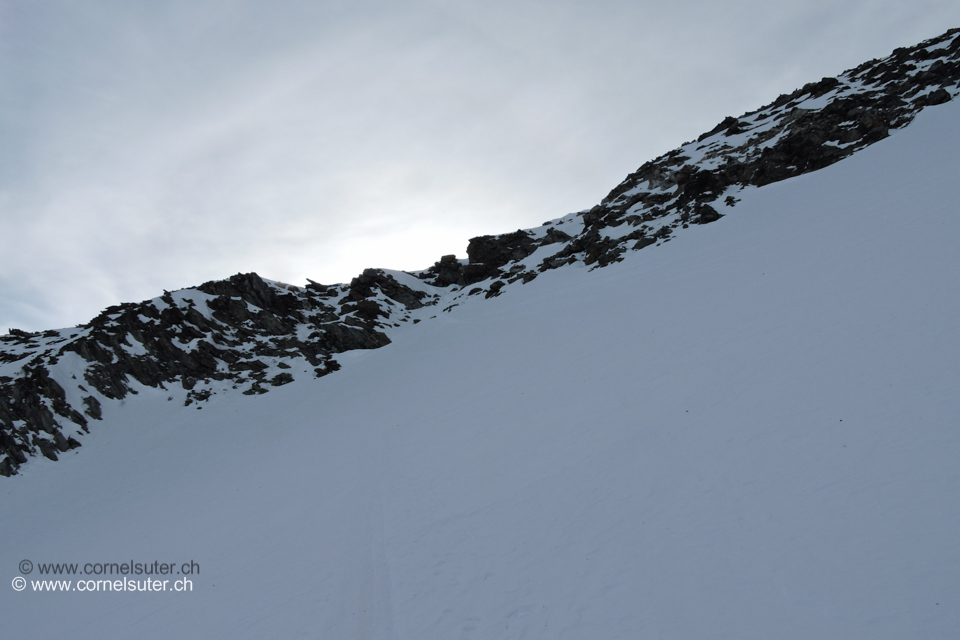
[485,281,506,299]
[82,396,102,420]
[464,231,536,284]
[542,228,572,245]
[695,204,723,225]
[422,255,464,287]
[4,27,960,476]
[270,373,294,386]
[467,231,535,267]
[0,268,428,475]
[919,87,952,106]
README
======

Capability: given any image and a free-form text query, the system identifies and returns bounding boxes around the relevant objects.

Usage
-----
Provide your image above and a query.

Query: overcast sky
[2,1,959,332]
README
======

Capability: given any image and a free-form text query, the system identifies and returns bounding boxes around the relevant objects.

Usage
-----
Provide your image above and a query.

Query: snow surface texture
[3,27,960,476]
[2,89,959,639]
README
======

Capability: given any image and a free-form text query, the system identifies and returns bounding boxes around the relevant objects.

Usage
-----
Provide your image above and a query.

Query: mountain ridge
[2,26,959,476]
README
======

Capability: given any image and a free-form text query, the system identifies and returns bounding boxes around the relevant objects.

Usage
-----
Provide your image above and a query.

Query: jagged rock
[314,360,341,378]
[633,237,656,250]
[427,256,464,287]
[485,281,506,299]
[919,87,952,106]
[34,437,59,461]
[4,27,960,476]
[467,231,536,273]
[345,269,427,309]
[542,228,572,245]
[270,373,294,386]
[695,204,723,224]
[52,430,71,452]
[7,328,38,338]
[0,267,412,474]
[242,383,267,396]
[82,396,102,420]
[698,115,742,142]
[355,300,385,321]
[457,263,496,285]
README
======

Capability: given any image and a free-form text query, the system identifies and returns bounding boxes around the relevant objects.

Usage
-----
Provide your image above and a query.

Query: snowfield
[2,96,960,639]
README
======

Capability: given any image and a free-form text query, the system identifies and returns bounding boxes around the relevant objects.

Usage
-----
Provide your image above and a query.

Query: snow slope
[2,93,959,639]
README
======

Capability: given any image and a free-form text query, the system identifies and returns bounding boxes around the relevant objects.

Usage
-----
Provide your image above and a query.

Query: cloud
[2,0,959,331]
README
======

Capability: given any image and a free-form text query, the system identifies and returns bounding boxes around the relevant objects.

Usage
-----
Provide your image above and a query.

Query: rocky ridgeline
[3,28,960,476]
[0,270,438,475]
[416,27,960,289]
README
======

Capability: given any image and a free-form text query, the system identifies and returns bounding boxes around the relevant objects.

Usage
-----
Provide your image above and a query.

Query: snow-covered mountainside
[2,30,959,639]
[3,28,960,477]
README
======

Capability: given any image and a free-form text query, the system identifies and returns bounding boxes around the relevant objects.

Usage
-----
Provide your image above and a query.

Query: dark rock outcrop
[4,27,960,476]
[0,269,437,475]
[437,28,960,283]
